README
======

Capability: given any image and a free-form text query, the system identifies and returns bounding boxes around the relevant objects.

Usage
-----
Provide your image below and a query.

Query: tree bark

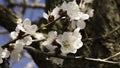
[45,0,120,68]
[0,0,120,68]
[0,5,17,32]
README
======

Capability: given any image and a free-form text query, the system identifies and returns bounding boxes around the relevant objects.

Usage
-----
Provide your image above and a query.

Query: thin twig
[103,52,120,61]
[39,17,62,30]
[85,58,120,65]
[104,26,120,37]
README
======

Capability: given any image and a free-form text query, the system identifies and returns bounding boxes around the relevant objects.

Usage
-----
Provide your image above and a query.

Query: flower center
[63,40,70,48]
[59,9,68,17]
[48,15,54,22]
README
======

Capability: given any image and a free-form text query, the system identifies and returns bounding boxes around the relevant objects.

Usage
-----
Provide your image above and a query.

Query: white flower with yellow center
[66,1,82,20]
[56,28,83,54]
[60,1,89,20]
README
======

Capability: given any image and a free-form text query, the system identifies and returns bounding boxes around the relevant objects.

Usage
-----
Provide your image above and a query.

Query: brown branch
[1,34,29,48]
[24,46,120,65]
[0,5,18,32]
[39,16,62,30]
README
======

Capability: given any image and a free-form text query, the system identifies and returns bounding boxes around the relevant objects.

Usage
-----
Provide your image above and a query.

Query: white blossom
[60,1,68,10]
[14,36,32,52]
[43,7,60,21]
[71,20,86,29]
[23,36,33,45]
[10,49,22,62]
[42,31,58,53]
[1,48,10,58]
[10,18,36,62]
[10,31,19,40]
[10,40,24,62]
[20,18,38,35]
[0,47,10,64]
[79,1,85,9]
[10,36,32,62]
[84,0,93,3]
[16,18,22,24]
[10,18,22,39]
[10,18,38,39]
[60,1,89,20]
[86,8,94,17]
[43,12,49,20]
[61,1,81,20]
[33,33,45,40]
[66,1,82,20]
[56,28,83,54]
[79,12,89,20]
[8,0,94,66]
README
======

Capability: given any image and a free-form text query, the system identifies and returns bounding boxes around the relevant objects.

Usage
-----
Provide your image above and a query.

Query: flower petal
[43,12,49,20]
[80,13,89,20]
[1,48,10,58]
[23,36,33,45]
[33,33,45,40]
[51,6,60,19]
[76,20,86,29]
[23,18,31,26]
[15,40,25,52]
[16,18,22,24]
[11,50,21,62]
[60,1,68,10]
[10,31,18,39]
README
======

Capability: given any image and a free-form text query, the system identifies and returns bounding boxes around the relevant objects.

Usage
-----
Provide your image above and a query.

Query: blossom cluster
[43,0,94,29]
[41,28,83,65]
[42,0,94,65]
[0,0,94,66]
[0,18,38,63]
[10,18,38,62]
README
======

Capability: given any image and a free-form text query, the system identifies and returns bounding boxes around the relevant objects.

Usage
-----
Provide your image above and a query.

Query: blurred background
[0,0,45,68]
[0,0,120,68]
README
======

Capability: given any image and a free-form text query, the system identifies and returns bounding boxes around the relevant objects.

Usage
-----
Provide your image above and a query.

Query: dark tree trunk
[0,0,120,68]
[45,0,120,68]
